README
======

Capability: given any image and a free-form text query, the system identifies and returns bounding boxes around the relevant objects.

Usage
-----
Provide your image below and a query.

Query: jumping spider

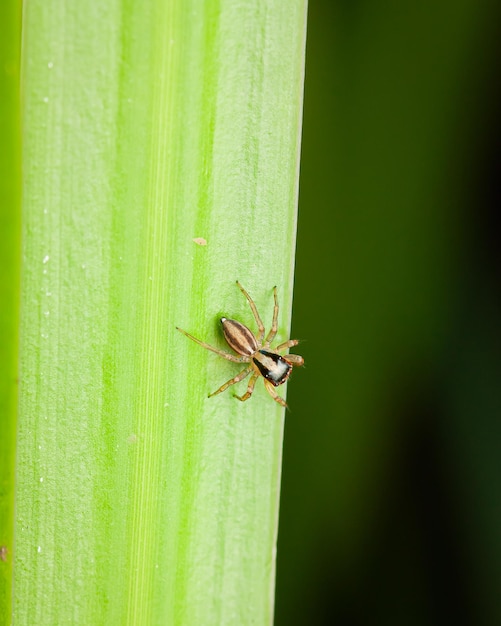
[176,281,304,407]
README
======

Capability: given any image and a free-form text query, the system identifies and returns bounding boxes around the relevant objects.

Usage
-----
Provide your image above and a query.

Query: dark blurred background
[276,1,501,624]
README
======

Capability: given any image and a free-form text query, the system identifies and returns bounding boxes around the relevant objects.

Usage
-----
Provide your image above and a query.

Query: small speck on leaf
[193,237,207,246]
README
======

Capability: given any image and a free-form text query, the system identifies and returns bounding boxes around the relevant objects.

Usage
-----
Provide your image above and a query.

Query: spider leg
[263,379,287,408]
[234,372,259,402]
[236,281,265,343]
[263,286,279,346]
[275,340,304,367]
[282,353,304,366]
[209,367,252,397]
[276,338,299,351]
[176,327,248,363]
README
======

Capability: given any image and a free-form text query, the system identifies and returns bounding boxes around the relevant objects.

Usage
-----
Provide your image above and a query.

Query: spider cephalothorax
[176,281,303,407]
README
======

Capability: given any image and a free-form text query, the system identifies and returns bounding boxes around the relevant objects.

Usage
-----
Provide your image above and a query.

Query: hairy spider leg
[276,338,299,351]
[176,327,249,363]
[264,379,287,408]
[276,340,304,366]
[236,281,265,343]
[234,372,259,402]
[263,286,279,347]
[282,353,304,366]
[209,367,252,397]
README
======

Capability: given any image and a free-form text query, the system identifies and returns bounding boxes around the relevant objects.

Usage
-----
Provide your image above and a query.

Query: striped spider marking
[176,281,304,407]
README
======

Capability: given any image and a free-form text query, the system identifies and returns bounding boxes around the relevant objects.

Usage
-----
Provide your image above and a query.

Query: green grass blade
[0,0,21,619]
[15,1,306,623]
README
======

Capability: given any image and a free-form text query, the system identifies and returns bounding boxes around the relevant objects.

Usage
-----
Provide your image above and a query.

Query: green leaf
[12,0,306,623]
[0,0,21,619]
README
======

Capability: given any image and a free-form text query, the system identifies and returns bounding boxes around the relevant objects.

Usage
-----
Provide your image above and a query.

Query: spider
[176,281,304,407]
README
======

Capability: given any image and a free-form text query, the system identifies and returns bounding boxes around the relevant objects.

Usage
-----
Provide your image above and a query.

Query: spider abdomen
[253,350,292,387]
[221,318,258,356]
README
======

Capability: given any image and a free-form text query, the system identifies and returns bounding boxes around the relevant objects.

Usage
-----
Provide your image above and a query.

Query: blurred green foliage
[276,1,501,624]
